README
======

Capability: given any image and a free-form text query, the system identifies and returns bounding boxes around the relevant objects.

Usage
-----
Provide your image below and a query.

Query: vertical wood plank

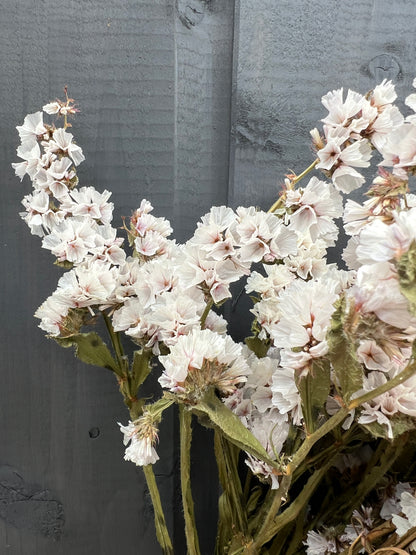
[1,1,177,553]
[173,2,236,552]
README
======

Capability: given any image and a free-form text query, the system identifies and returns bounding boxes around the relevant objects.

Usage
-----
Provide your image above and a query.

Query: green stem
[214,431,249,551]
[179,405,201,555]
[324,435,407,527]
[143,465,174,555]
[101,311,126,371]
[101,311,173,553]
[251,456,336,551]
[200,299,214,329]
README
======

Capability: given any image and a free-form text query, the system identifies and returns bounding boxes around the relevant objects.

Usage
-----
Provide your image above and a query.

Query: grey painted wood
[3,0,416,553]
[230,0,416,212]
[0,0,235,553]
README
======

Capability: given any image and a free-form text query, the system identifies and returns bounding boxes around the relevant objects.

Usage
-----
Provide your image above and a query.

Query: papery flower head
[119,415,159,467]
[158,328,249,399]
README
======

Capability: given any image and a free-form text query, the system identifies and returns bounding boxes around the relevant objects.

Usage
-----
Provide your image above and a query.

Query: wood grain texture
[230,0,416,211]
[3,0,416,553]
[0,0,235,552]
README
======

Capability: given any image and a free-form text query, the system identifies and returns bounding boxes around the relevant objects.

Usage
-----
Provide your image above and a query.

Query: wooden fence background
[1,0,416,553]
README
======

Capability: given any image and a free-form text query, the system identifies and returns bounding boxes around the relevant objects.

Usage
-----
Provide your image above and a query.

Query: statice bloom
[16,111,47,145]
[390,490,416,549]
[269,277,340,358]
[355,207,416,264]
[357,370,416,438]
[38,259,120,318]
[41,216,124,265]
[285,177,343,243]
[12,141,43,181]
[130,199,174,260]
[225,352,289,488]
[44,128,85,166]
[34,291,72,336]
[60,186,114,224]
[158,328,249,398]
[304,530,338,555]
[119,419,159,467]
[233,206,298,263]
[20,190,65,237]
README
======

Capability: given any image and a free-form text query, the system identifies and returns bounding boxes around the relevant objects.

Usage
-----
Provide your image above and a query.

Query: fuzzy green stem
[102,311,173,553]
[101,311,126,372]
[200,299,214,329]
[179,405,201,555]
[214,431,249,552]
[143,465,174,555]
[250,456,336,551]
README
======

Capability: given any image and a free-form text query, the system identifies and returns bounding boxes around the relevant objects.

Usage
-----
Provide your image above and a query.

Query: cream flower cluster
[13,79,416,480]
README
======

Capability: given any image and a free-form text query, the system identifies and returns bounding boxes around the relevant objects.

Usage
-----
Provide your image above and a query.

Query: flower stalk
[179,405,201,555]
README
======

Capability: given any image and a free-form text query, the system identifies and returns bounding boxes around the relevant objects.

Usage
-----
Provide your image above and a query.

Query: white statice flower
[138,289,205,349]
[233,206,297,263]
[130,200,173,261]
[356,339,394,372]
[119,419,159,467]
[304,530,338,555]
[89,224,125,265]
[285,177,343,243]
[372,78,397,107]
[269,277,339,353]
[321,88,369,133]
[328,140,372,194]
[41,216,94,263]
[112,257,182,340]
[12,141,42,180]
[271,366,303,425]
[284,236,330,277]
[244,409,289,489]
[342,236,361,270]
[44,128,85,166]
[43,101,61,115]
[380,482,413,520]
[34,156,76,200]
[357,370,416,438]
[246,264,295,300]
[356,207,416,264]
[378,122,416,178]
[331,165,366,194]
[60,186,114,224]
[224,352,289,488]
[350,262,415,330]
[16,111,47,145]
[369,103,404,151]
[20,190,64,237]
[41,216,124,266]
[250,297,281,340]
[34,291,72,336]
[52,259,119,310]
[190,205,238,261]
[132,201,172,239]
[158,328,249,397]
[315,127,349,171]
[343,198,374,236]
[389,490,416,550]
[178,243,248,304]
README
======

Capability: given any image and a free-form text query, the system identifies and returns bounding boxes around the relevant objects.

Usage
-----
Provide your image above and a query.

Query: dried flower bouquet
[13,80,416,554]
